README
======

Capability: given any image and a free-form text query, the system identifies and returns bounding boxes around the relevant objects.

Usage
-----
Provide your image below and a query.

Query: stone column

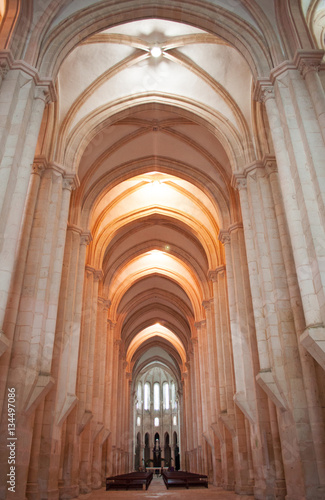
[255,76,325,371]
[110,339,122,475]
[0,69,53,347]
[266,159,325,497]
[0,161,44,417]
[57,229,92,499]
[26,173,76,500]
[209,266,235,490]
[0,164,76,500]
[182,366,192,458]
[79,267,102,493]
[234,155,324,498]
[92,297,109,488]
[195,320,210,475]
[202,300,218,423]
[104,320,115,476]
[191,336,204,472]
[218,229,254,495]
[294,50,325,143]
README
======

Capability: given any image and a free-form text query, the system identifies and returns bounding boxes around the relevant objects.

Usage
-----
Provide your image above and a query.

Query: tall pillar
[0,164,75,500]
[92,296,110,489]
[57,229,92,499]
[294,50,325,143]
[233,157,325,499]
[78,267,102,493]
[209,266,236,491]
[0,65,54,347]
[255,70,325,373]
[254,78,325,498]
[0,161,44,417]
[218,229,254,496]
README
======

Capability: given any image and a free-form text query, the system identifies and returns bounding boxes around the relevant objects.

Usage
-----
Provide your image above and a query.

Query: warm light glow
[126,324,187,367]
[150,46,162,58]
[150,250,161,256]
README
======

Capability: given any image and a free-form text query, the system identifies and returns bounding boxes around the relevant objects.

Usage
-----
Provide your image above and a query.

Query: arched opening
[135,432,141,471]
[173,432,180,471]
[153,432,161,468]
[164,432,171,468]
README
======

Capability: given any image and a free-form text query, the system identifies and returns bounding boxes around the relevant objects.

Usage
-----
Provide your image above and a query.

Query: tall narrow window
[154,383,160,410]
[154,417,159,427]
[137,383,142,409]
[171,382,176,409]
[163,382,169,409]
[144,382,150,410]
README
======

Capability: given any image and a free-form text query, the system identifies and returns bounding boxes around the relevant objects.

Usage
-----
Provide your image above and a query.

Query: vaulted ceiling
[23,0,323,386]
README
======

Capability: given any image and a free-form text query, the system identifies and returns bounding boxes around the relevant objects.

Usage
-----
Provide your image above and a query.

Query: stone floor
[77,477,253,499]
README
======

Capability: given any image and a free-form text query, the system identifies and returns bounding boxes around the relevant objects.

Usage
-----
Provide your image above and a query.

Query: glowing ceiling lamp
[150,46,162,58]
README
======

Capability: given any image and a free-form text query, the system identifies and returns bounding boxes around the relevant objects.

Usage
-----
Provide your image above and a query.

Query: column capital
[218,229,231,245]
[80,230,92,246]
[191,336,199,346]
[94,269,104,281]
[263,154,277,176]
[202,299,213,311]
[0,50,57,102]
[0,50,13,79]
[208,265,225,282]
[233,158,277,185]
[32,157,47,177]
[231,173,247,191]
[98,296,110,310]
[228,222,243,234]
[253,78,274,103]
[293,49,324,78]
[67,223,82,235]
[194,320,206,329]
[46,161,66,177]
[85,266,103,281]
[63,173,80,191]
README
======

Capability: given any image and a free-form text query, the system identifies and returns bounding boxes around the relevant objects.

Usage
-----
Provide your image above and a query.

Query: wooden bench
[162,470,208,489]
[106,471,153,490]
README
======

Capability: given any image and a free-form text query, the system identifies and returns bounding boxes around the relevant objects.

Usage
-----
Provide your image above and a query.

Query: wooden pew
[162,470,208,489]
[106,471,153,490]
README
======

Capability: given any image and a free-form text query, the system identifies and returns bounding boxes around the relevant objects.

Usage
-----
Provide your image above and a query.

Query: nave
[77,476,253,500]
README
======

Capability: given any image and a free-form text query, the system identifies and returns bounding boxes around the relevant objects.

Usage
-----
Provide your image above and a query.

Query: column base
[316,486,325,500]
[59,485,79,499]
[79,483,92,494]
[274,479,286,499]
[91,480,102,490]
[235,484,254,495]
[26,482,39,500]
[222,483,235,490]
[44,489,59,500]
